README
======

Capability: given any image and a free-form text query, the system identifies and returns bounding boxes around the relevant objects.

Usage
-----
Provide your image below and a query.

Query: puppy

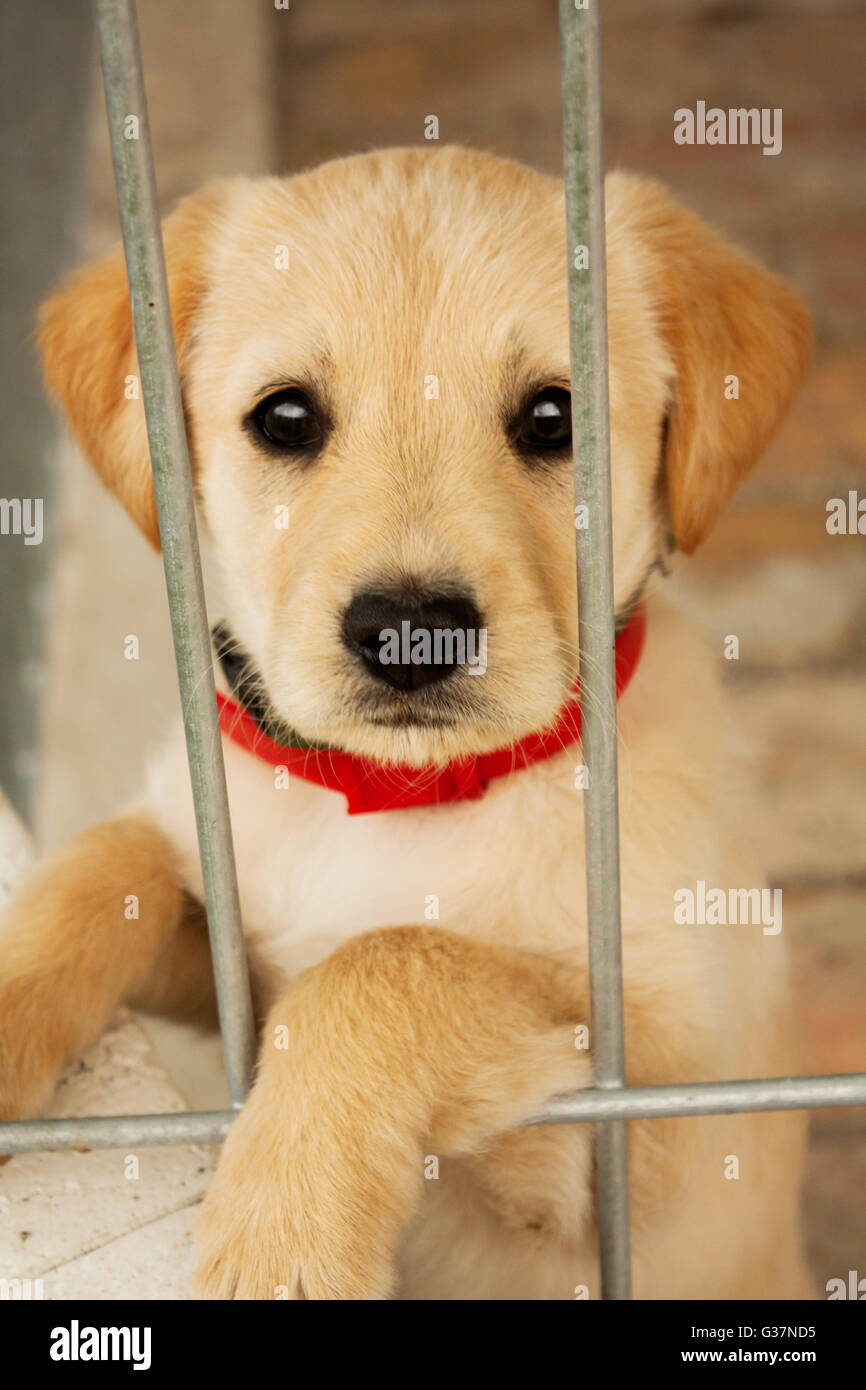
[0,147,813,1299]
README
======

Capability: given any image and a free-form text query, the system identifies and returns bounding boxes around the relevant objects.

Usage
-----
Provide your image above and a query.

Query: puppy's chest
[147,731,586,982]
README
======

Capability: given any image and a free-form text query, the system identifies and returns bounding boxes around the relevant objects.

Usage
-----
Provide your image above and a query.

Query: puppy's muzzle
[341,587,483,692]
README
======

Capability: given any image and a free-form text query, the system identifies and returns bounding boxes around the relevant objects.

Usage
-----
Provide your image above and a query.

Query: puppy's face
[40,148,810,766]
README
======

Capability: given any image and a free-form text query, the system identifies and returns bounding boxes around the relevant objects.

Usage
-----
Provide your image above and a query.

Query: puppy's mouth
[212,622,483,754]
[365,713,461,729]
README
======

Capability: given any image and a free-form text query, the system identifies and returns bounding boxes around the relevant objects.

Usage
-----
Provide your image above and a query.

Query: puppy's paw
[193,1198,394,1301]
[193,1087,413,1300]
[0,978,64,1124]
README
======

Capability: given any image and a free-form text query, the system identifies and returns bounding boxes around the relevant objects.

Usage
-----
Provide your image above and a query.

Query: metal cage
[2,0,865,1302]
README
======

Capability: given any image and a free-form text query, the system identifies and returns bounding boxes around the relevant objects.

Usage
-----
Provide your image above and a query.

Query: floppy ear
[616,175,812,554]
[38,182,228,550]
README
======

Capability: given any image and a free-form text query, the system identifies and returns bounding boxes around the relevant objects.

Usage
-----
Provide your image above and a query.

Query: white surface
[0,1015,216,1300]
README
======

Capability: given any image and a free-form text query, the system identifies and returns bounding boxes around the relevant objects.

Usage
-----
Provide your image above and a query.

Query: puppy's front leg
[194,925,590,1300]
[0,813,214,1121]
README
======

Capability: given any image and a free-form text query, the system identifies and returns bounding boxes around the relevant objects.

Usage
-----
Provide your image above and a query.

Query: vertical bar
[558,0,632,1299]
[94,0,256,1106]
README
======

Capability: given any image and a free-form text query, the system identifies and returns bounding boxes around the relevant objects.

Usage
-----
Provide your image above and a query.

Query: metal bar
[3,1071,865,1152]
[559,0,631,1299]
[93,0,256,1106]
[0,1111,235,1153]
[528,1070,866,1125]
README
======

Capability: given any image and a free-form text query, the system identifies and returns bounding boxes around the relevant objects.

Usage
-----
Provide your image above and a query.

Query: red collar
[216,603,646,815]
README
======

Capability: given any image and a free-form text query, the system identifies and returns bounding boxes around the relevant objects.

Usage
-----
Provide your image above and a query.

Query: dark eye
[517,387,572,452]
[249,388,323,450]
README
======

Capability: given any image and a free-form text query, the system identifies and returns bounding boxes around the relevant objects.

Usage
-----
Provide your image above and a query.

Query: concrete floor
[4,0,864,1295]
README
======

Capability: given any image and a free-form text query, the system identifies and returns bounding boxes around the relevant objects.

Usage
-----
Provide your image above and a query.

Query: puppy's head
[40,148,810,766]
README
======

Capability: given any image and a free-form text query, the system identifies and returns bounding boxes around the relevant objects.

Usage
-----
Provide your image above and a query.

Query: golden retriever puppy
[1,147,812,1299]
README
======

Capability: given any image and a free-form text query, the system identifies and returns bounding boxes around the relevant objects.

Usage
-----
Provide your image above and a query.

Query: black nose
[341,588,484,691]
